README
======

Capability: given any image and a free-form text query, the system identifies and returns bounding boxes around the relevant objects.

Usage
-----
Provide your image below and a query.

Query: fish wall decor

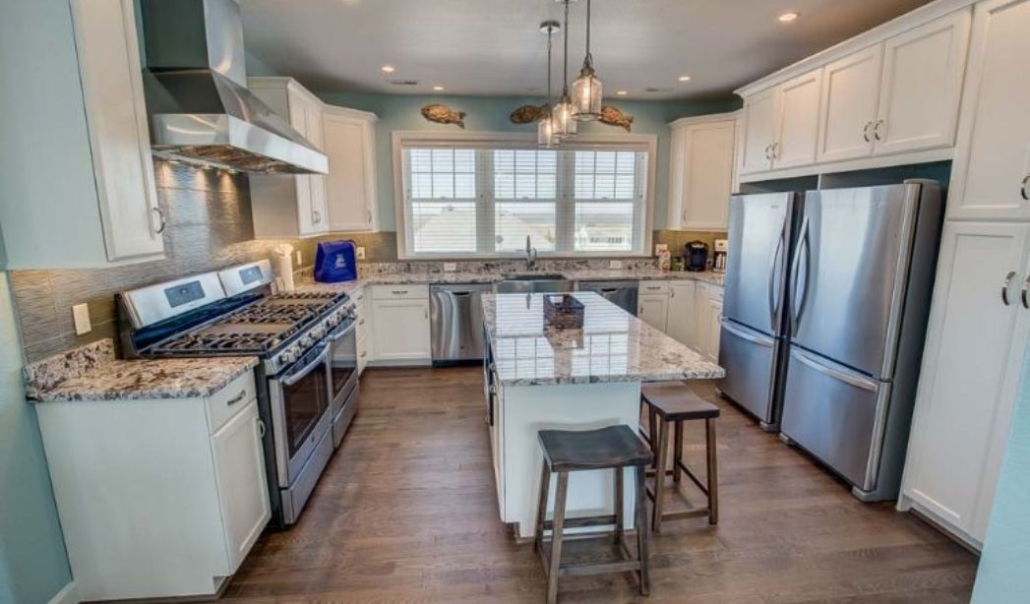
[599,106,635,132]
[421,104,466,128]
[509,104,549,124]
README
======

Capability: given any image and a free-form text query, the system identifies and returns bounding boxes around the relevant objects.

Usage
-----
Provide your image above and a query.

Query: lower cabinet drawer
[206,371,257,434]
[371,284,429,301]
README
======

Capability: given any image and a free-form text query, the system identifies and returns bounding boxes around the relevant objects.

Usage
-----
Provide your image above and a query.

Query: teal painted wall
[0,273,71,604]
[972,346,1030,602]
[316,92,739,232]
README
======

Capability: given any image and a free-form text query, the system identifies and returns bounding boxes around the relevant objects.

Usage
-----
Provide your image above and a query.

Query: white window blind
[399,137,651,258]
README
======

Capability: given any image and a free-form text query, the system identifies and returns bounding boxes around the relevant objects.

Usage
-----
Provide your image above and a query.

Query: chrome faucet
[525,235,538,271]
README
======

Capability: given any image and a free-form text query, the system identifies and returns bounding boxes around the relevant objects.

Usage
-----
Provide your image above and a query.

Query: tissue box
[543,294,585,330]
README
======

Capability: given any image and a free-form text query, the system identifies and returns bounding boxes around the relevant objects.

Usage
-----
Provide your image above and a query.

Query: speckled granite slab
[25,339,258,402]
[482,292,725,386]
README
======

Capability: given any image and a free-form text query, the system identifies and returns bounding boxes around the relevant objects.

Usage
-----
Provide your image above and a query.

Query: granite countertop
[297,268,724,294]
[481,291,725,386]
[25,339,259,403]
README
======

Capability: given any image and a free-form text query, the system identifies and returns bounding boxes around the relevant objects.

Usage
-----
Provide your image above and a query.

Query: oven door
[269,343,332,488]
[328,316,359,447]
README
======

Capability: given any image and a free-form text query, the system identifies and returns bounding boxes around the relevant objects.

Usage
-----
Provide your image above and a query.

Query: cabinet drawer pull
[367,210,373,224]
[152,207,167,234]
[1021,175,1030,201]
[359,318,366,326]
[391,290,408,295]
[764,144,772,160]
[313,210,322,224]
[1002,271,1016,306]
[873,119,885,141]
[227,389,248,406]
[360,351,368,358]
[257,419,266,438]
[862,122,873,143]
[1022,274,1030,310]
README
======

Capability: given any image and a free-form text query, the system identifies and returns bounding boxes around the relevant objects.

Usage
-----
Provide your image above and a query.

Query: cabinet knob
[313,210,322,224]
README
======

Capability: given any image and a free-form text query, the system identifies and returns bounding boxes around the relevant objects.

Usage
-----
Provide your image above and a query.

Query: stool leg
[652,419,671,534]
[635,464,651,596]
[547,472,569,604]
[534,462,551,555]
[673,420,684,484]
[647,406,658,469]
[614,467,624,545]
[707,418,719,525]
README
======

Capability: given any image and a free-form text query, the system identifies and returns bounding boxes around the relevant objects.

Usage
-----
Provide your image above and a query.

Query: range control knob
[281,346,299,366]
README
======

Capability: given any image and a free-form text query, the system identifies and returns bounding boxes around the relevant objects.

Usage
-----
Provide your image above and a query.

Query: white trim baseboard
[47,582,80,604]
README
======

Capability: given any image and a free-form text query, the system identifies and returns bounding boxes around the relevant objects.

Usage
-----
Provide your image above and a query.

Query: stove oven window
[282,359,330,457]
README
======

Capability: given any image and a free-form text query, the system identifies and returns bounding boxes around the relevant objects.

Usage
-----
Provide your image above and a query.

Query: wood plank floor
[221,367,977,603]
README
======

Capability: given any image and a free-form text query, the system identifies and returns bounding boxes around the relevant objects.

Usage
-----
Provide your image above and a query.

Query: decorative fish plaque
[599,105,634,132]
[421,104,466,128]
[509,104,549,124]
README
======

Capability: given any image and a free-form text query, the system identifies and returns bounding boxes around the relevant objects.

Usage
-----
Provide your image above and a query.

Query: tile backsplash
[10,162,309,362]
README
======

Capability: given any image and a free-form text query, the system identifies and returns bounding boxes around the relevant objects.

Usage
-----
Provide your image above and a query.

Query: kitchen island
[482,292,724,539]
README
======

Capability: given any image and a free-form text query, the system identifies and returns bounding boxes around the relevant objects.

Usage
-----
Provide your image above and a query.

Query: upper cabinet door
[71,0,164,262]
[817,45,883,164]
[323,109,378,232]
[738,88,778,175]
[773,70,823,169]
[681,120,736,230]
[304,103,329,233]
[948,0,1030,222]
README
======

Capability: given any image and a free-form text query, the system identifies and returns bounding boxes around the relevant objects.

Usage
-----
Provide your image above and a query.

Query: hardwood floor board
[219,368,976,604]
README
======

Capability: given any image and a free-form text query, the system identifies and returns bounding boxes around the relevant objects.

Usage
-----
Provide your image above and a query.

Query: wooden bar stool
[534,425,654,604]
[641,383,720,533]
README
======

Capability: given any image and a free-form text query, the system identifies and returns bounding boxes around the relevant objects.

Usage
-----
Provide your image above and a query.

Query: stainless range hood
[140,0,328,174]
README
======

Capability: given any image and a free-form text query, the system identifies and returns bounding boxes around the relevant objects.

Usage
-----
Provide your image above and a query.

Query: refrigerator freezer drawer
[781,347,890,491]
[717,320,781,426]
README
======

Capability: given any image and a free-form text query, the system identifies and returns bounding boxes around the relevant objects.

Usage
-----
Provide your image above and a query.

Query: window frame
[392,131,657,260]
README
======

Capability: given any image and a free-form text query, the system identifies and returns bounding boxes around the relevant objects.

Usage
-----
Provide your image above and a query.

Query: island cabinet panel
[35,373,269,601]
[638,295,669,332]
[666,281,699,349]
[495,382,642,539]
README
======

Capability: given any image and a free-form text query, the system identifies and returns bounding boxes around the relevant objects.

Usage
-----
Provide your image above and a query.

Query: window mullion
[478,149,495,255]
[555,150,574,253]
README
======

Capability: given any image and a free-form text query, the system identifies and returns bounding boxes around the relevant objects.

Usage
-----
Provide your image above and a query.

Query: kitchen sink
[496,274,573,294]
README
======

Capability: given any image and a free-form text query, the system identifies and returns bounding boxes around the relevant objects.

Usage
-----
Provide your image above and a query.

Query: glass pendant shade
[572,67,602,120]
[553,98,578,138]
[537,111,557,147]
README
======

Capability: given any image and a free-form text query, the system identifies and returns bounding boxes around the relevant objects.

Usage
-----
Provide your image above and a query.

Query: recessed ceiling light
[432,85,445,92]
[616,90,628,96]
[678,75,692,82]
[778,11,799,22]
[380,65,395,73]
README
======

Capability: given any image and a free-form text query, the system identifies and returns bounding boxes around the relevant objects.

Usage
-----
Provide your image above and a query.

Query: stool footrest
[542,514,617,531]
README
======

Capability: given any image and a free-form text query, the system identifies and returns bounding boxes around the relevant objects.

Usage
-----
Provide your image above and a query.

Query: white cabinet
[901,222,1030,548]
[0,0,164,269]
[211,401,270,571]
[638,296,669,332]
[665,281,698,348]
[667,114,738,230]
[738,69,822,175]
[948,0,1030,222]
[323,107,379,232]
[354,288,370,374]
[693,283,724,362]
[36,372,269,601]
[817,10,971,164]
[249,78,330,239]
[369,285,431,364]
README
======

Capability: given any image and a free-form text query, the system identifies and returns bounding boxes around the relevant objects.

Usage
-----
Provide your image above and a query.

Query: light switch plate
[295,250,303,266]
[72,303,92,335]
[356,246,367,260]
[609,260,623,269]
[443,262,457,272]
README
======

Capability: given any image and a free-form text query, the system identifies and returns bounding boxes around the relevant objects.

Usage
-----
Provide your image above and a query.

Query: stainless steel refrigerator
[717,191,803,431]
[780,180,943,502]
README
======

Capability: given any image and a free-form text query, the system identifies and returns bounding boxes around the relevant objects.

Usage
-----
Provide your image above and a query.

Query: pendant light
[552,0,577,138]
[572,0,602,120]
[538,21,560,148]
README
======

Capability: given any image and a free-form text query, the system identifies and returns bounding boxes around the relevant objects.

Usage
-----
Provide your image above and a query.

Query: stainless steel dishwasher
[430,283,494,364]
[576,281,639,315]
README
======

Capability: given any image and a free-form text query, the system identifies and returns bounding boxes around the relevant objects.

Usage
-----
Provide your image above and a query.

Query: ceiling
[239,0,936,101]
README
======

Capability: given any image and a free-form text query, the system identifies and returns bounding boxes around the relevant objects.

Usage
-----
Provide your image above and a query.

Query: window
[397,134,653,258]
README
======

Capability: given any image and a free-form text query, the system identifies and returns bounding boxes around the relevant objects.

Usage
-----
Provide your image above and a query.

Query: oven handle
[280,346,329,387]
[328,318,357,342]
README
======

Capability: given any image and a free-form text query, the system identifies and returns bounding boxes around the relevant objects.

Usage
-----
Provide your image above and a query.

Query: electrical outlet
[443,262,457,272]
[72,303,92,335]
[356,246,367,260]
[609,260,623,270]
[295,250,303,266]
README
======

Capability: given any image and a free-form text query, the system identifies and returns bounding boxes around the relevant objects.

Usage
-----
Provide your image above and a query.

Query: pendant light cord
[562,0,570,96]
[547,26,553,106]
[585,0,593,66]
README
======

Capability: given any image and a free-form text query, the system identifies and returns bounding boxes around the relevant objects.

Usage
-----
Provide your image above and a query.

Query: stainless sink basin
[496,274,573,294]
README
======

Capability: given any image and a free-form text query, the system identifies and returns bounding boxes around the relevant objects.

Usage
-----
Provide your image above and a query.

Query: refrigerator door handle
[722,321,774,347]
[767,216,788,332]
[792,348,878,393]
[788,216,810,336]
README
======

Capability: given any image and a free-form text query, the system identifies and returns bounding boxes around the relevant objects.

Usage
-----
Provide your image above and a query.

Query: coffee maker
[684,241,709,272]
[713,239,728,272]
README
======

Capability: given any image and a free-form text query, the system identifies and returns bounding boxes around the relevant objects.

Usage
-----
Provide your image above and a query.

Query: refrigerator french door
[717,192,801,430]
[780,181,943,502]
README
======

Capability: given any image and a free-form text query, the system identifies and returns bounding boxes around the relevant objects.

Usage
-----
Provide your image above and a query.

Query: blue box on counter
[314,240,358,283]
